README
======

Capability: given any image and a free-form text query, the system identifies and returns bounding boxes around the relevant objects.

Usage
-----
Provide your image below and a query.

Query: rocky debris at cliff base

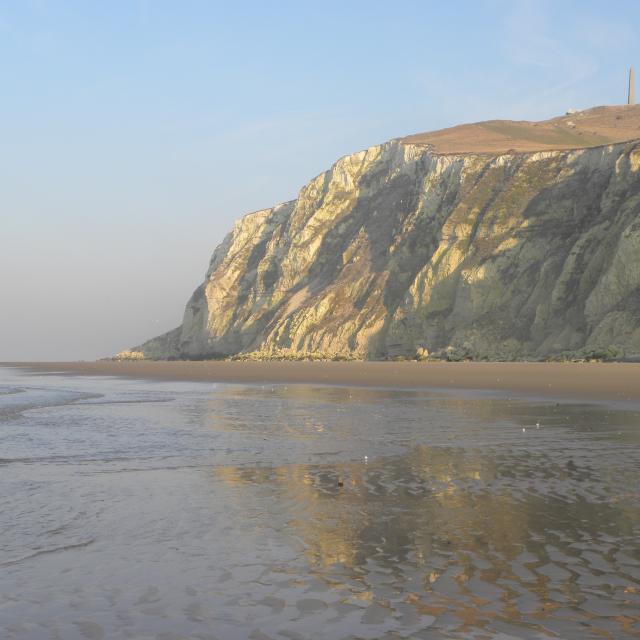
[113,351,145,361]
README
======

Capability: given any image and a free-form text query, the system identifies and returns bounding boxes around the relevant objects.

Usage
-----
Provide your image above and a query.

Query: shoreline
[3,360,640,404]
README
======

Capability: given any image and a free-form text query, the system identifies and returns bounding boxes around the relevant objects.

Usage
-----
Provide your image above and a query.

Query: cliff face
[137,119,640,361]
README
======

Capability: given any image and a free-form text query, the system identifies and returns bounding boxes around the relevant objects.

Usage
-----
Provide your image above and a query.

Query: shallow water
[1,367,639,639]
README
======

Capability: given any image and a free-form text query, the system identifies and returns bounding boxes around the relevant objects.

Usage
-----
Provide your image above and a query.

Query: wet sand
[2,367,640,639]
[5,360,640,403]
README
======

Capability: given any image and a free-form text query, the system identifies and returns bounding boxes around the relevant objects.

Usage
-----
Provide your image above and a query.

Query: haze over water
[1,366,639,639]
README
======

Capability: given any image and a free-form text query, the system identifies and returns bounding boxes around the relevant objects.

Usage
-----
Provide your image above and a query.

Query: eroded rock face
[137,139,640,360]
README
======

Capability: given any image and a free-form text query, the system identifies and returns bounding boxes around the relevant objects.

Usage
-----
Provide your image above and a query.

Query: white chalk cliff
[135,107,640,361]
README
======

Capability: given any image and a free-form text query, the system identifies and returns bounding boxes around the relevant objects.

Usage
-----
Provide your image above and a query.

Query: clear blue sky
[2,0,639,360]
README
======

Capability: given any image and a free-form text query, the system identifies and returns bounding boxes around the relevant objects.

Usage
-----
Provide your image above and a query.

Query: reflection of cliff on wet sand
[214,434,640,638]
[202,384,640,637]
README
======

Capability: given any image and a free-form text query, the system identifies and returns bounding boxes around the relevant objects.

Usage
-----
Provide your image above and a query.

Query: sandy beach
[6,368,639,640]
[5,360,640,403]
[2,363,640,638]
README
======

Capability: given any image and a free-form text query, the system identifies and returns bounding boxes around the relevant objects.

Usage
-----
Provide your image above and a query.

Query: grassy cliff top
[402,105,640,154]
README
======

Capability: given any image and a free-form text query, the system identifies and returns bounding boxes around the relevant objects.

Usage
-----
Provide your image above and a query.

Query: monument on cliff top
[629,66,635,105]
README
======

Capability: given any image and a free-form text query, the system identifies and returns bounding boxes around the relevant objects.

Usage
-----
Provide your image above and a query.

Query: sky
[2,0,639,360]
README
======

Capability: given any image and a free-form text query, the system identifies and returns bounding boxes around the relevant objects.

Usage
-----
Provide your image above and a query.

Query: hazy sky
[2,0,639,360]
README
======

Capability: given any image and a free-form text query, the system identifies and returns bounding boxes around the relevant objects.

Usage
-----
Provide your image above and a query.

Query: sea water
[1,366,639,639]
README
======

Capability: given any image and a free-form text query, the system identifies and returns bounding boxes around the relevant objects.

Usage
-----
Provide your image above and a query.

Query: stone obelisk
[629,67,635,105]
